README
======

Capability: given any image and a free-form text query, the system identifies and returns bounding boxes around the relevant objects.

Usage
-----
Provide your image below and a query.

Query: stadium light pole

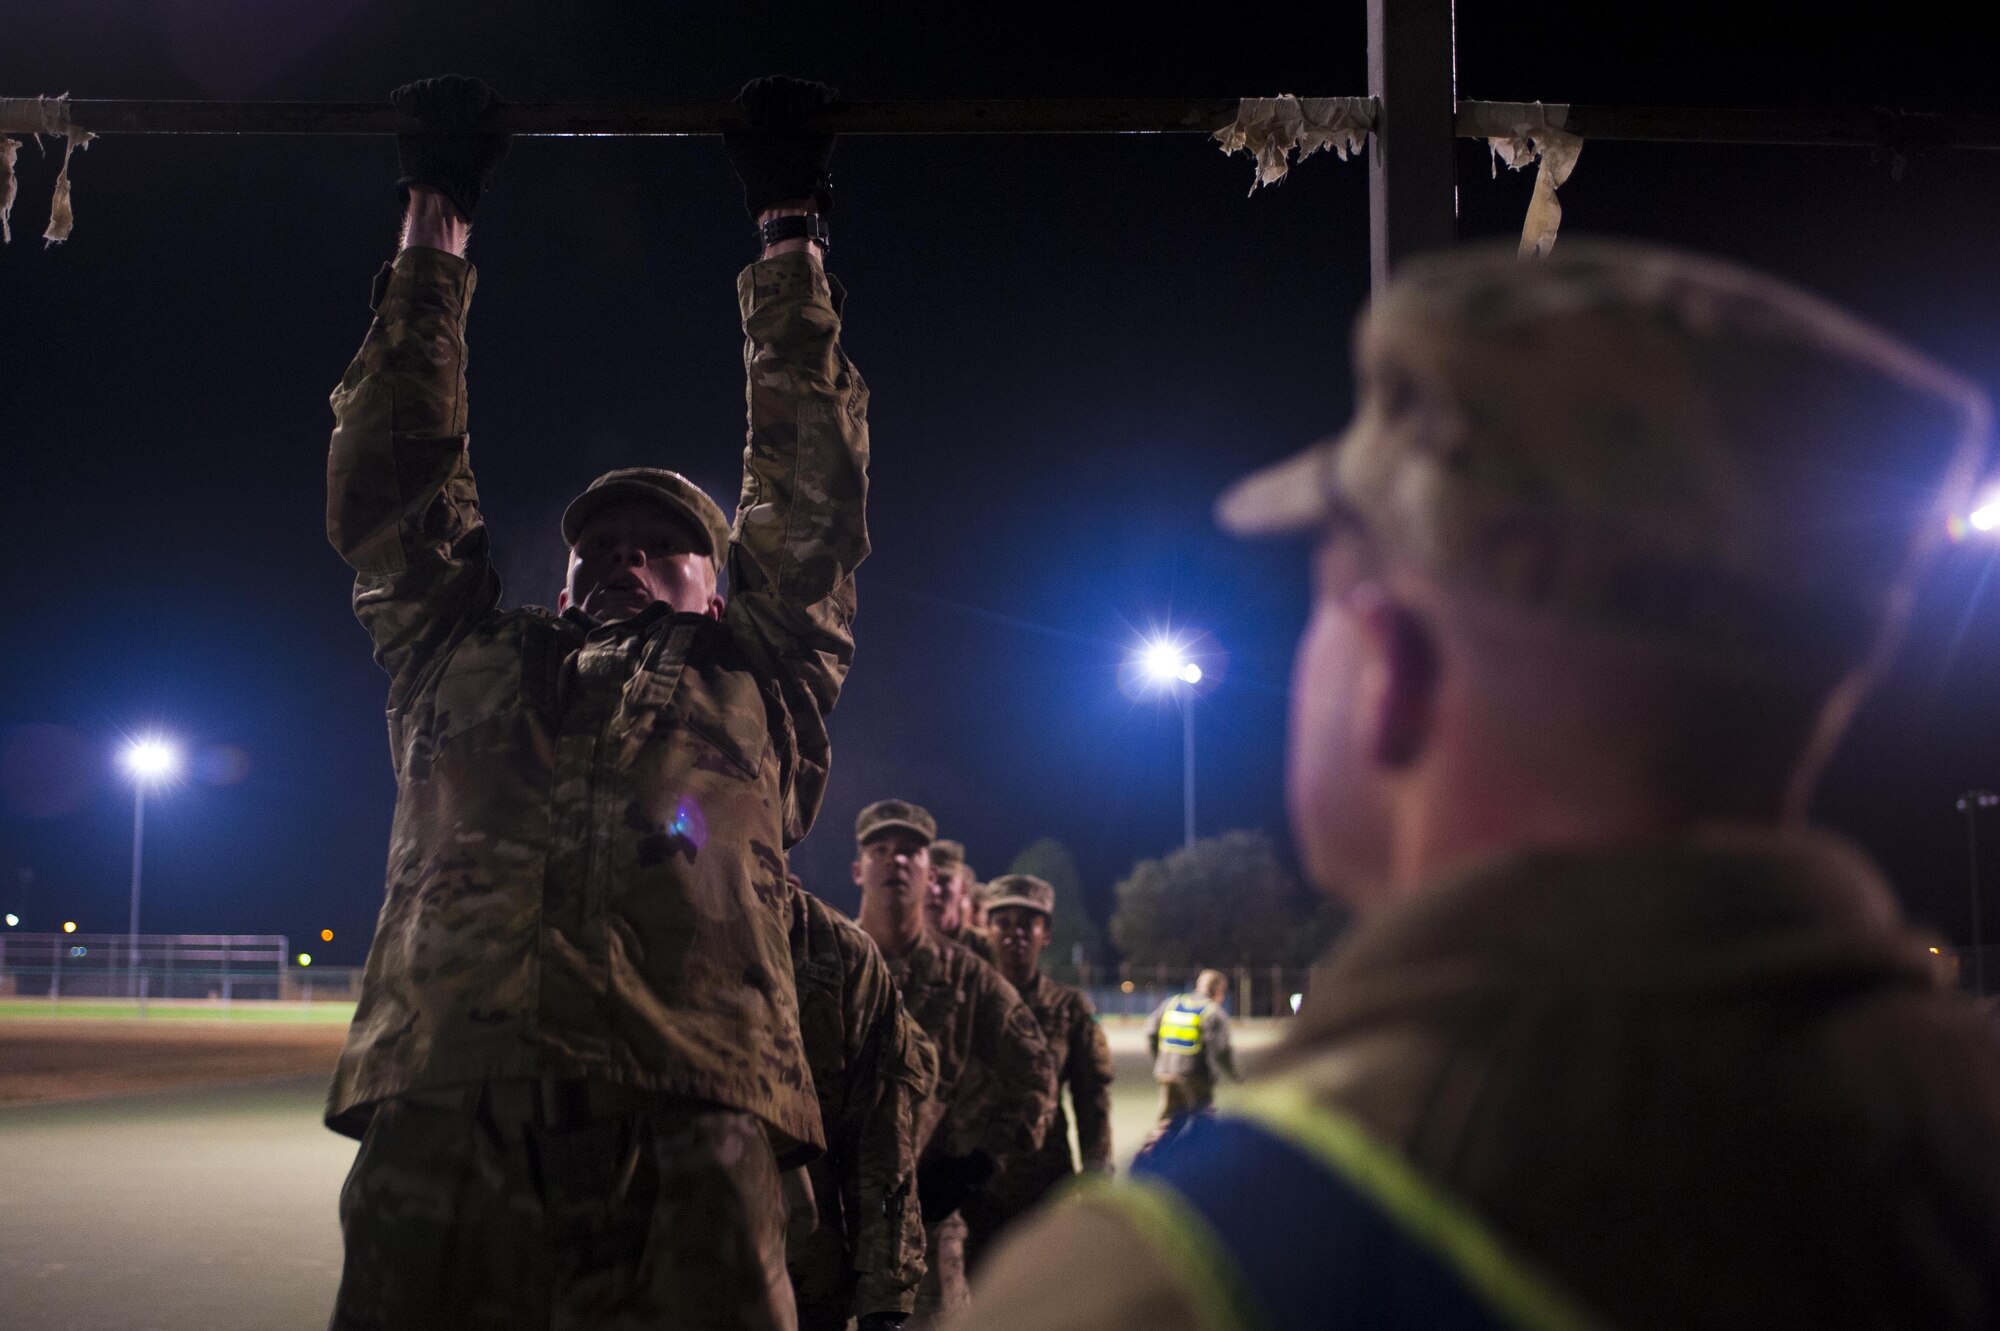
[120,737,181,999]
[1960,791,1999,997]
[1135,637,1208,850]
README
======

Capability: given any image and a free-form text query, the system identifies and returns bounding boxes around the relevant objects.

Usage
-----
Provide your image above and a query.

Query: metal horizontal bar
[9,96,2000,151]
[1461,101,2000,150]
[37,98,1253,137]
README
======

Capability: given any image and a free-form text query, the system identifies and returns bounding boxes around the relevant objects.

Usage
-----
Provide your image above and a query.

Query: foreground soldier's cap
[560,468,733,573]
[855,799,936,846]
[1218,240,1993,676]
[930,839,967,876]
[983,874,1056,917]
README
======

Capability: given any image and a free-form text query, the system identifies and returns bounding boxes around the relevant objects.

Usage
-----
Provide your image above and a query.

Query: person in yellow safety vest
[1144,970,1239,1121]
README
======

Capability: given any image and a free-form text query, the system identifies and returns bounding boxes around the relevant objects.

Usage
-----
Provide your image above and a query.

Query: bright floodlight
[1140,639,1188,684]
[3,914,16,927]
[1972,497,2000,533]
[121,738,180,782]
[1179,663,1204,685]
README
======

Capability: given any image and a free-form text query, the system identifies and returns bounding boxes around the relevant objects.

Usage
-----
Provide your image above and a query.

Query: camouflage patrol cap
[983,873,1055,918]
[855,799,936,847]
[560,468,733,573]
[1218,240,1992,674]
[930,839,967,876]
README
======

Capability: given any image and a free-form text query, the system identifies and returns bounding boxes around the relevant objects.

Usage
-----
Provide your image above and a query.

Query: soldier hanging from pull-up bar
[321,74,868,1331]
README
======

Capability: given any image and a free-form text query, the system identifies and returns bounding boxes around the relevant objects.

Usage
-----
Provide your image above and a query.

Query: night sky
[3,2,1998,965]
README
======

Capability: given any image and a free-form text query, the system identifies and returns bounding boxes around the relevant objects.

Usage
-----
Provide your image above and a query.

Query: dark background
[2,1,1997,962]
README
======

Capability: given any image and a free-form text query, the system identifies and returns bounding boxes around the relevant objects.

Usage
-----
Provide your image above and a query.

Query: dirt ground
[0,1019,347,1105]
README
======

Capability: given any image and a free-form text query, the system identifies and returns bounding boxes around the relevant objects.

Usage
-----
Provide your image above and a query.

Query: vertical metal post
[1367,0,1459,290]
[128,786,145,1000]
[1181,692,1196,851]
[1961,792,1995,997]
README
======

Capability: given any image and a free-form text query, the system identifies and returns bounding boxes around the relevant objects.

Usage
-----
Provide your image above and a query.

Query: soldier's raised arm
[326,76,509,704]
[719,77,871,844]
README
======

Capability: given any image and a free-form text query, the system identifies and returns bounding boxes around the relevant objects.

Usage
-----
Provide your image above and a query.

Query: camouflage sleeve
[844,943,936,1317]
[952,965,1058,1160]
[725,252,871,846]
[1067,997,1117,1175]
[325,247,501,707]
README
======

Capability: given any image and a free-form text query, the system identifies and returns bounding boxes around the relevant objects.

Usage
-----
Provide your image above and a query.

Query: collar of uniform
[1279,825,1928,1058]
[887,929,944,983]
[561,599,675,640]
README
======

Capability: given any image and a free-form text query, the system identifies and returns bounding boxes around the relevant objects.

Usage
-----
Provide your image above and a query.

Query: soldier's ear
[851,857,865,887]
[557,587,573,612]
[704,592,725,621]
[1356,590,1438,770]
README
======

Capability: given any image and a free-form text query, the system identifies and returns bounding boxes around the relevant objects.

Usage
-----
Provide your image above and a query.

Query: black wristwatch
[759,212,830,253]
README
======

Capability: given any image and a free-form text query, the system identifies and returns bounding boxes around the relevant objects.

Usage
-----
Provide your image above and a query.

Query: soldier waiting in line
[960,874,1115,1271]
[926,839,996,963]
[323,74,865,1330]
[960,243,2000,1330]
[849,801,1056,1327]
[781,870,939,1331]
[1144,970,1239,1123]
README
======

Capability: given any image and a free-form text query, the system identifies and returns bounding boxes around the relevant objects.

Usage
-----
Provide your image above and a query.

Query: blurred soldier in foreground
[324,74,866,1329]
[850,802,1056,1327]
[961,874,1114,1269]
[1142,970,1238,1123]
[926,839,995,963]
[960,241,2000,1330]
[782,871,938,1330]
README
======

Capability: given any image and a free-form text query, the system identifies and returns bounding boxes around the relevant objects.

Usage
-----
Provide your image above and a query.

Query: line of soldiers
[787,798,1113,1327]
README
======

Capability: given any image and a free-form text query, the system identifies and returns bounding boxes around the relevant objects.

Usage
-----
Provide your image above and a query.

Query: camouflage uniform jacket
[1011,969,1115,1189]
[887,932,1057,1165]
[785,882,937,1316]
[323,247,869,1161]
[945,921,996,964]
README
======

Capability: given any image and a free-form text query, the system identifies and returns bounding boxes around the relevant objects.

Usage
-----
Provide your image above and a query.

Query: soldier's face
[562,499,722,624]
[988,906,1049,971]
[925,865,965,932]
[853,832,932,911]
[1289,534,1408,904]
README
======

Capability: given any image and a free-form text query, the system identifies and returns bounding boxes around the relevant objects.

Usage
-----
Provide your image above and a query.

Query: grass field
[0,998,357,1024]
[0,1014,1282,1330]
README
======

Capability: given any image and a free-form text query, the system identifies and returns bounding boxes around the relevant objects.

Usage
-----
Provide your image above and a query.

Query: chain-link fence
[0,932,362,1008]
[1041,961,1332,1020]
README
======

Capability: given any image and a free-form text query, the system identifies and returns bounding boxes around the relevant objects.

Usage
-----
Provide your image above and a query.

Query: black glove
[916,1151,994,1225]
[722,75,839,219]
[391,75,510,219]
[856,1315,908,1331]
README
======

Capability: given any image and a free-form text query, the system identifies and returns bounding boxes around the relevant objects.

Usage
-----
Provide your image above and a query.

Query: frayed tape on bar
[43,126,93,246]
[0,95,72,136]
[1215,96,1374,194]
[1,138,18,244]
[1477,102,1584,257]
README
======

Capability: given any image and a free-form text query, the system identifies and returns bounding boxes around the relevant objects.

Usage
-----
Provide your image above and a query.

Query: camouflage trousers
[905,1212,967,1330]
[783,1161,854,1331]
[330,1082,794,1331]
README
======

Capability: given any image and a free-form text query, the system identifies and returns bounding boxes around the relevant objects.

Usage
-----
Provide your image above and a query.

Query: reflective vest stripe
[1232,1085,1595,1331]
[1102,1089,1597,1331]
[1160,996,1209,1051]
[1093,1178,1260,1331]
